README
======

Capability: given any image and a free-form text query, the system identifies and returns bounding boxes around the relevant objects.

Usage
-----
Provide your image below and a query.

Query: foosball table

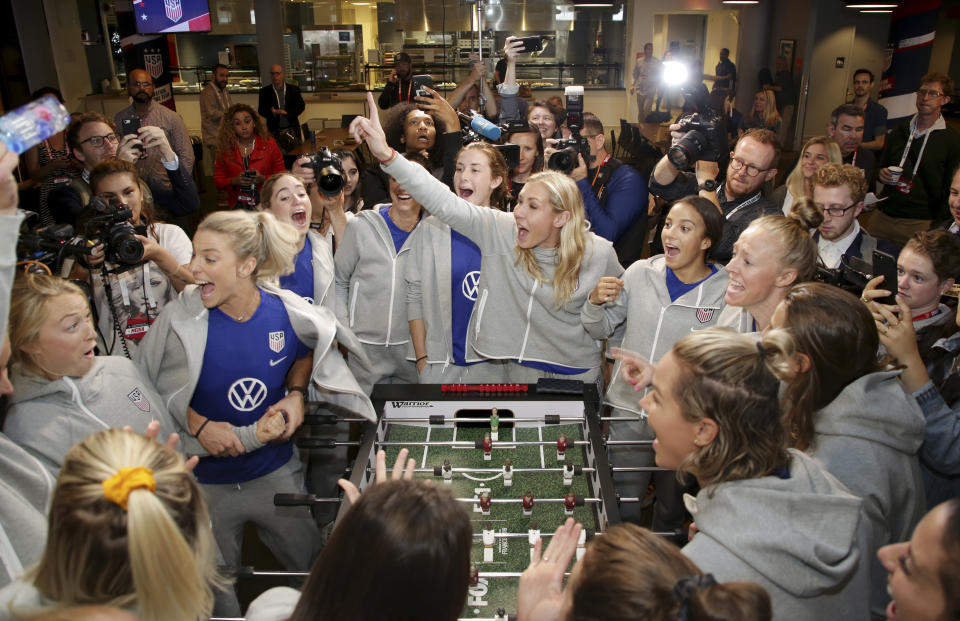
[336,381,620,619]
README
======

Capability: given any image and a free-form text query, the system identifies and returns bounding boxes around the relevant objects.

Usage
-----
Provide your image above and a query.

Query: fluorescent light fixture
[860,9,893,11]
[722,1,759,4]
[574,2,614,6]
[846,3,897,7]
[350,2,372,4]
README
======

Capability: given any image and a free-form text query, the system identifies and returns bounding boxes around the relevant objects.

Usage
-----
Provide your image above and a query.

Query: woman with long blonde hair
[0,428,226,621]
[349,92,622,383]
[744,90,781,136]
[771,136,842,215]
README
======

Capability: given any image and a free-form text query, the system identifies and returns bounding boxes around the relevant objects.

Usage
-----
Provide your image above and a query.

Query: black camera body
[667,112,725,170]
[547,85,590,175]
[83,196,144,265]
[18,223,95,272]
[303,147,345,198]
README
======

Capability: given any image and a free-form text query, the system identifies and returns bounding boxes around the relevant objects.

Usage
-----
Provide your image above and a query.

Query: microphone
[459,112,501,141]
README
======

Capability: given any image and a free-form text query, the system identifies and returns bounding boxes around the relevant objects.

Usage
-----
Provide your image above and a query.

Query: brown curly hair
[216,103,270,163]
[812,162,868,204]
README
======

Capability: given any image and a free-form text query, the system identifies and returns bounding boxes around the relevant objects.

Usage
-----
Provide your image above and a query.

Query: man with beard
[850,68,887,152]
[827,104,876,184]
[378,52,415,109]
[200,63,233,166]
[114,69,195,191]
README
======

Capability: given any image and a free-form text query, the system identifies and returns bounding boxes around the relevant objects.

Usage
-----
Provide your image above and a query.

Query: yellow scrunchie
[102,466,156,511]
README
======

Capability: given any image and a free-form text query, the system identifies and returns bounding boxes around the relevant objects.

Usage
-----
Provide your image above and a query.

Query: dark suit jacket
[258,83,306,140]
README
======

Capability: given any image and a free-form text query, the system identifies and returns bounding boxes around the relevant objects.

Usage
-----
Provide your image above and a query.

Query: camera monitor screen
[132,0,211,33]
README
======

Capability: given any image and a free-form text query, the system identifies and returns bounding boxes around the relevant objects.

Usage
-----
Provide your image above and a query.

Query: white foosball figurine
[576,527,586,561]
[442,459,453,485]
[563,462,574,486]
[483,528,495,562]
[528,526,541,562]
[503,458,513,487]
[556,433,567,461]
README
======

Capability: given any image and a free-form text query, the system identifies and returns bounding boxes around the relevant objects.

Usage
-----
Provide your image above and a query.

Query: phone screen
[872,250,898,306]
[121,118,142,137]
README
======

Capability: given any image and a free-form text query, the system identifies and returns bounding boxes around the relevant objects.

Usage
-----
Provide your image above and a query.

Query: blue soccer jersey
[279,236,315,304]
[190,290,310,484]
[450,230,482,366]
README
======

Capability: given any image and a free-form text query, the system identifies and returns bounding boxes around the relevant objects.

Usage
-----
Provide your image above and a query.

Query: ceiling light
[846,3,897,7]
[722,1,760,4]
[860,9,893,12]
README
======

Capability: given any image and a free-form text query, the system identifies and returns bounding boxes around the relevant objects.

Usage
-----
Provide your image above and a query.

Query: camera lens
[667,130,707,170]
[316,165,344,197]
[107,223,144,264]
[547,149,576,174]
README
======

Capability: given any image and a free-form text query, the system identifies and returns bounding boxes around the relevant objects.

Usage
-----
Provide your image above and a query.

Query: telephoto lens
[306,147,345,198]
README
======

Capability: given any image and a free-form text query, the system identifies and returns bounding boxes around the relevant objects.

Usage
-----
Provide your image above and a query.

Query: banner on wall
[878,0,942,125]
[115,1,178,111]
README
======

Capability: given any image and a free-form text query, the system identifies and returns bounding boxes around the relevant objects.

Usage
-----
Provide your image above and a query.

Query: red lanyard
[913,307,942,323]
[590,154,612,186]
[401,79,412,103]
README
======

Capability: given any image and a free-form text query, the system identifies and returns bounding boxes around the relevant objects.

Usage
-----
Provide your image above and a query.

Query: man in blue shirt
[711,48,737,97]
[850,68,888,152]
[551,112,648,267]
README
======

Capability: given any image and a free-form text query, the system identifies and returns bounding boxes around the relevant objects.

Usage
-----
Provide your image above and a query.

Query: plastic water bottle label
[0,96,71,155]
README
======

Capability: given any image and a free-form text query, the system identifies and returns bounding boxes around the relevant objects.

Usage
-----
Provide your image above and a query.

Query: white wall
[41,0,92,112]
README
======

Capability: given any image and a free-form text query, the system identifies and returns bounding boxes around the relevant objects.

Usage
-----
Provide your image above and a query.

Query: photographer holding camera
[650,126,781,263]
[48,112,200,227]
[546,110,648,267]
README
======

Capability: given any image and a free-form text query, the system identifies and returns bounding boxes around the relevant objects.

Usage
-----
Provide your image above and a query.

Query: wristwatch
[698,179,718,192]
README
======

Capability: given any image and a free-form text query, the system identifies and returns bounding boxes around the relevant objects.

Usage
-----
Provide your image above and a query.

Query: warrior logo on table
[229,378,268,411]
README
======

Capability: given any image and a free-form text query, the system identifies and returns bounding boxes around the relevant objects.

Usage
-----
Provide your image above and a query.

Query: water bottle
[0,96,71,154]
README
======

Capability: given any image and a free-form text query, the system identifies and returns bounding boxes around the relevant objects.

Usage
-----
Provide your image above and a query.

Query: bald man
[258,64,306,148]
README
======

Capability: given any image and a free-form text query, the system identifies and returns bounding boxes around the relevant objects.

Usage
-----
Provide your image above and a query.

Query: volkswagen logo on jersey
[269,330,285,353]
[228,378,268,411]
[461,271,481,301]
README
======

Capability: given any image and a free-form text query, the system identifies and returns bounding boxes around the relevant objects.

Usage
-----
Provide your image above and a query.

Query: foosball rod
[303,413,370,425]
[362,466,665,474]
[225,567,559,580]
[472,530,679,539]
[375,415,585,425]
[276,494,649,506]
[599,416,645,422]
[376,440,593,447]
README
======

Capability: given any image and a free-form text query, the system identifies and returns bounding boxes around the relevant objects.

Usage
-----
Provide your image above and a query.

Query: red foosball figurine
[556,433,568,461]
[482,432,493,461]
[480,491,492,515]
[522,490,534,515]
[564,492,576,515]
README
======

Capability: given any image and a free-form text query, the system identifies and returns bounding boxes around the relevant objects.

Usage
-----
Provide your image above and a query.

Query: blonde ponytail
[197,210,299,281]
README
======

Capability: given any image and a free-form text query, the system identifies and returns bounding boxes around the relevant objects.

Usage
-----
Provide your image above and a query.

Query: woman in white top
[770,136,842,215]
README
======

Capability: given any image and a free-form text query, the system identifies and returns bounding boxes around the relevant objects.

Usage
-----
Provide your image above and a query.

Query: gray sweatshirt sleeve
[334,218,363,327]
[381,155,506,249]
[0,212,24,339]
[405,226,425,322]
[580,290,628,340]
[914,381,960,475]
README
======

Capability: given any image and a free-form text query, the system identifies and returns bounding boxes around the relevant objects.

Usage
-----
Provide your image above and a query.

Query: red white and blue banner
[131,0,211,34]
[878,0,942,125]
[115,1,180,111]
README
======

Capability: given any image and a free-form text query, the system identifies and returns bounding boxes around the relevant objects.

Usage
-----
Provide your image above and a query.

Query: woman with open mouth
[406,141,511,384]
[627,327,872,619]
[335,153,429,394]
[581,195,727,531]
[135,209,373,579]
[3,273,175,474]
[717,202,821,332]
[350,92,622,384]
[260,170,348,312]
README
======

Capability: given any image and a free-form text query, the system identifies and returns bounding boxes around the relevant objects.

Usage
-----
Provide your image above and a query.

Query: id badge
[124,315,153,341]
[894,179,914,195]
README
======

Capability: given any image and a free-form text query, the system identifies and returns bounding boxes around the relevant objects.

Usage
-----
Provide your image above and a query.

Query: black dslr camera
[667,111,726,170]
[18,222,95,272]
[303,147,345,198]
[548,86,590,175]
[81,196,145,265]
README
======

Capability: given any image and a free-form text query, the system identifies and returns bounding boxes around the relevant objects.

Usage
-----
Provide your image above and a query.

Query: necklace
[226,289,260,322]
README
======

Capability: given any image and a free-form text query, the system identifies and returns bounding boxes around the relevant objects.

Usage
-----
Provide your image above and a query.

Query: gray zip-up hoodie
[135,284,375,457]
[683,449,871,621]
[382,155,623,370]
[405,216,455,366]
[811,370,926,619]
[334,208,415,351]
[4,357,174,476]
[306,229,336,312]
[581,255,728,413]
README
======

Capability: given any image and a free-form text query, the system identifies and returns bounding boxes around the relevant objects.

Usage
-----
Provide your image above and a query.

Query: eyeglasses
[819,202,858,217]
[131,81,153,87]
[80,134,119,147]
[729,156,769,177]
[917,89,944,99]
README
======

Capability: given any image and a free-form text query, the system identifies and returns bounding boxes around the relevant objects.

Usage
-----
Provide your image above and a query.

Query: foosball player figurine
[563,462,575,486]
[503,458,513,487]
[442,458,453,485]
[522,490,534,516]
[480,491,492,515]
[495,608,508,621]
[482,527,495,562]
[556,433,568,461]
[490,407,500,441]
[564,491,576,516]
[576,526,587,561]
[528,522,540,562]
[482,432,493,461]
[470,564,480,587]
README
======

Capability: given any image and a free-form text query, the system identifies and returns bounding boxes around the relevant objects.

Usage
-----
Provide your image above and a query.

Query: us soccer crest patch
[696,308,715,323]
[269,331,285,353]
[127,388,151,412]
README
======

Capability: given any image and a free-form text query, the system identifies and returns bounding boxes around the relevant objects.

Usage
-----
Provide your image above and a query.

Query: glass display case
[363,62,622,92]
[170,66,263,94]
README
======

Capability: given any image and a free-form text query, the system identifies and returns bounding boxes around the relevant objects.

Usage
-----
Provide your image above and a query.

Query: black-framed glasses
[80,134,119,147]
[917,88,944,99]
[819,202,858,217]
[729,156,769,177]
